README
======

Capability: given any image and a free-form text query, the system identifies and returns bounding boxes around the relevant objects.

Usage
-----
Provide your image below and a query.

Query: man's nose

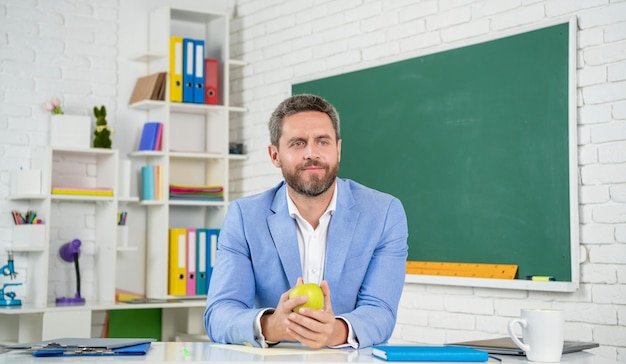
[304,143,321,159]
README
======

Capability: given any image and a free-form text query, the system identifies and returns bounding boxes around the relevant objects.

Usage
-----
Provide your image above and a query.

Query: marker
[525,276,555,281]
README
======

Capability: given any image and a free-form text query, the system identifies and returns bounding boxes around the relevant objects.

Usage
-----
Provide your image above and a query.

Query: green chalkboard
[293,22,574,281]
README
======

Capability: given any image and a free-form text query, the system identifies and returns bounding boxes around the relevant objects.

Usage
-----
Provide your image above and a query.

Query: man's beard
[283,160,339,197]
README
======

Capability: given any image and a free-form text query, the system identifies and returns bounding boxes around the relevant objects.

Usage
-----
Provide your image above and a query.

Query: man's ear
[268,144,281,167]
[337,138,342,162]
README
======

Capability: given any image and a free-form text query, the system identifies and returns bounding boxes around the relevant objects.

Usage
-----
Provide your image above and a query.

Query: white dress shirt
[254,186,358,348]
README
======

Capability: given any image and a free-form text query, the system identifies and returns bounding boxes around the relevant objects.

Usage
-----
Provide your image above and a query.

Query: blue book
[141,165,155,201]
[138,122,161,151]
[371,345,489,362]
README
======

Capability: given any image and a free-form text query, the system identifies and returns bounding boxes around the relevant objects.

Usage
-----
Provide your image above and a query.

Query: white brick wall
[1,0,624,361]
[228,0,626,361]
[0,0,118,303]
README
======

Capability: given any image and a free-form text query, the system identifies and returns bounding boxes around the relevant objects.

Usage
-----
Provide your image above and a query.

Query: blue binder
[196,228,208,294]
[182,38,195,103]
[193,39,205,103]
[205,229,220,292]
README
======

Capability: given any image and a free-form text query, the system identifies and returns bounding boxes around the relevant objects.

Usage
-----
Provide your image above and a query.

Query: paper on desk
[212,343,347,356]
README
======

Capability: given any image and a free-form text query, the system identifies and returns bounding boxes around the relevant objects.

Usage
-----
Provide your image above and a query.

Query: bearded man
[204,94,408,349]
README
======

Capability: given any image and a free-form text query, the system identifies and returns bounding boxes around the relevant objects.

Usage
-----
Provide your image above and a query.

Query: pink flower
[45,97,64,115]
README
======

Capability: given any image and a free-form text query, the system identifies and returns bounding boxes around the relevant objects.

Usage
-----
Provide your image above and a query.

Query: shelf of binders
[126,6,241,301]
[129,52,247,68]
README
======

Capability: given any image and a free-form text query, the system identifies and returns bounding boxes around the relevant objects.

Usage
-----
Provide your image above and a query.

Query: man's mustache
[300,161,326,169]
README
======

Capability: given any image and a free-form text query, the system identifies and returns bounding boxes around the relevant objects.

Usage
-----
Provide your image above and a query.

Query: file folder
[447,337,599,356]
[204,58,219,105]
[193,39,205,103]
[169,36,183,102]
[182,38,195,103]
[186,228,197,296]
[196,228,208,295]
[168,228,187,295]
[33,343,151,357]
[7,338,155,357]
[129,72,166,104]
[205,229,219,292]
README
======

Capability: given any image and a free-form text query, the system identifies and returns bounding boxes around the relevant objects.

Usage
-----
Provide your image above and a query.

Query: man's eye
[291,141,304,147]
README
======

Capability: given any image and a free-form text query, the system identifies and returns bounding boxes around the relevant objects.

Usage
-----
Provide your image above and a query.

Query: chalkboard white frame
[291,17,578,292]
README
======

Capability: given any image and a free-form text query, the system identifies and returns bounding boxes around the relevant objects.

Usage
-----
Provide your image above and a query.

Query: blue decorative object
[1,251,22,306]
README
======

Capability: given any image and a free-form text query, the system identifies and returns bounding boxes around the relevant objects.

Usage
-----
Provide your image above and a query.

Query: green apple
[289,283,324,312]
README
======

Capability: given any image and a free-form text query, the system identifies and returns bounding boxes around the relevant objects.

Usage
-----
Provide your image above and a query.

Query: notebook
[371,345,489,362]
[447,337,599,356]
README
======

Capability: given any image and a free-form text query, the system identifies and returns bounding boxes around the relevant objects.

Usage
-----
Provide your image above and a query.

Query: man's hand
[285,279,348,348]
[260,280,309,343]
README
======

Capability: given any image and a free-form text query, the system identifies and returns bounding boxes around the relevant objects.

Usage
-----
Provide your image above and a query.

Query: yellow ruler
[406,261,518,279]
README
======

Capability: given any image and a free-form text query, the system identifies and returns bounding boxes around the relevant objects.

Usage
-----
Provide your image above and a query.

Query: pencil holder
[12,225,45,250]
[117,225,129,248]
[10,169,42,196]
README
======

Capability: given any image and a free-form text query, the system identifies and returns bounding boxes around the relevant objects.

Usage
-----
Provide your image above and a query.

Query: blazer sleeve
[339,197,409,348]
[203,200,267,347]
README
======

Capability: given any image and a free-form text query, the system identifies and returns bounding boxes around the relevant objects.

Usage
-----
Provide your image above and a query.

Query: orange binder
[169,36,183,102]
[168,228,187,295]
[204,59,218,105]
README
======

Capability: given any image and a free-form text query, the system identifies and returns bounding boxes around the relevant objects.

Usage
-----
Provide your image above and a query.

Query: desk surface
[0,341,615,364]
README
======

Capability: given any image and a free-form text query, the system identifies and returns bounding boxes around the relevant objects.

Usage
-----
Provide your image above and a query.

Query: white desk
[0,342,616,364]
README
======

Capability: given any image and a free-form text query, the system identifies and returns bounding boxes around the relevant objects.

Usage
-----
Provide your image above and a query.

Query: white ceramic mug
[507,308,564,362]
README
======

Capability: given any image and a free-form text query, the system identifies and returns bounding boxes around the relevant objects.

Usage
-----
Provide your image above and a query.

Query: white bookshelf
[1,6,245,344]
[127,6,245,300]
[3,146,120,343]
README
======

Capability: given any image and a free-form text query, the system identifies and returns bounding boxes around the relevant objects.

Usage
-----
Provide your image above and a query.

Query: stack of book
[51,186,114,197]
[128,72,166,104]
[169,184,223,201]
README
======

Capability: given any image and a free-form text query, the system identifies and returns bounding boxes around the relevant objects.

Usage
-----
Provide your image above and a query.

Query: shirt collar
[286,181,337,219]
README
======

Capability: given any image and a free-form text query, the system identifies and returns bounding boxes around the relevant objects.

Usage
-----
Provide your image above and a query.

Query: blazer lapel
[324,180,359,289]
[268,183,302,287]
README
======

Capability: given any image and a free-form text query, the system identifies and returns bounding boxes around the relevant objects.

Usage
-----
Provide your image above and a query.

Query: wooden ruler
[406,261,518,279]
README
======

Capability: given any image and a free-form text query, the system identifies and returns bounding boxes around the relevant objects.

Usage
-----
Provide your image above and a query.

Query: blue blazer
[204,178,408,348]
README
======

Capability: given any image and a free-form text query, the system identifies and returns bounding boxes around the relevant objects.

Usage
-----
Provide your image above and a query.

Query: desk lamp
[56,239,86,305]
